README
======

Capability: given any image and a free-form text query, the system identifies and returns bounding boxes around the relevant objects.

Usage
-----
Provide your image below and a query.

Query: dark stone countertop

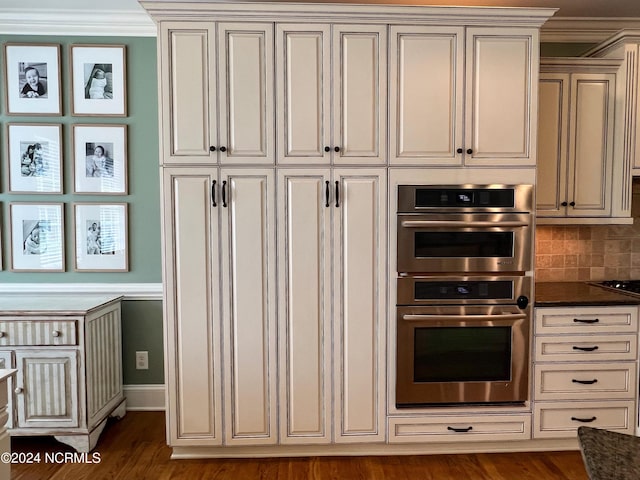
[535,282,640,306]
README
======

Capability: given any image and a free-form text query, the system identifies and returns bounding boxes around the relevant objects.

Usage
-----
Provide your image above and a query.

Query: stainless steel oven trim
[396,275,532,306]
[396,305,530,406]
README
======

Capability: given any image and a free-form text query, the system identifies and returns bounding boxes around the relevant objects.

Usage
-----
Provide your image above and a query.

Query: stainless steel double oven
[395,185,534,407]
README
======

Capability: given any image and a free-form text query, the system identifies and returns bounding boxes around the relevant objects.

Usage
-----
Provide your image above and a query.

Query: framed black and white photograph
[3,43,62,115]
[73,124,127,194]
[70,44,127,116]
[10,203,64,272]
[7,123,63,194]
[73,203,128,272]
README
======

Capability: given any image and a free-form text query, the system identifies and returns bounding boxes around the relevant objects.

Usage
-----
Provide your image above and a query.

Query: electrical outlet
[135,351,149,370]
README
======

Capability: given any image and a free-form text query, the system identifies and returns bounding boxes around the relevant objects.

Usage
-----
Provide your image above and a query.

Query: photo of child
[87,221,101,255]
[19,142,47,177]
[83,63,113,99]
[22,220,49,255]
[85,143,114,177]
[18,63,48,99]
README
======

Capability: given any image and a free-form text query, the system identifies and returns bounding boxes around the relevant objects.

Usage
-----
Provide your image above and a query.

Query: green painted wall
[0,35,164,384]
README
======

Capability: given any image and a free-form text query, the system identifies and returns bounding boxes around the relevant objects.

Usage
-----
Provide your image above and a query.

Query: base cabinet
[0,296,125,452]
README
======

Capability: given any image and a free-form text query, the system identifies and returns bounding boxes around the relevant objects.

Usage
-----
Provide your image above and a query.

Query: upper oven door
[397,212,532,273]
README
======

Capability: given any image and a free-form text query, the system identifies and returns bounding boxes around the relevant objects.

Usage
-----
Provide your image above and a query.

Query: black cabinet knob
[334,146,341,152]
[456,148,463,154]
[561,201,568,207]
[466,148,473,155]
[209,146,216,152]
[324,146,330,152]
[219,146,227,152]
[569,201,576,207]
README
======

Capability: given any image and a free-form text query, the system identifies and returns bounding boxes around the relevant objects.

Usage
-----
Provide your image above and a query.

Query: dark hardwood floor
[10,412,588,479]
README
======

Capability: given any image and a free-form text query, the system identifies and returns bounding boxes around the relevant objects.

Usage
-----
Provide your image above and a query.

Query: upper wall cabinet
[159,22,274,165]
[389,26,538,166]
[537,58,628,224]
[276,24,387,165]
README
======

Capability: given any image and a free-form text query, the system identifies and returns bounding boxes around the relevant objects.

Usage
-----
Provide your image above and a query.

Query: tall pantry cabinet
[142,0,555,456]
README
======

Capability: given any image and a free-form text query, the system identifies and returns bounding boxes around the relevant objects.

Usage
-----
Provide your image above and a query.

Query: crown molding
[541,17,640,43]
[0,8,156,36]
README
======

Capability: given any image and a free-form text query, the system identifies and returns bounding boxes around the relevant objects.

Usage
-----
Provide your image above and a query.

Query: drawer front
[535,306,638,334]
[388,414,531,443]
[533,401,635,438]
[534,363,637,400]
[0,320,77,346]
[535,334,637,362]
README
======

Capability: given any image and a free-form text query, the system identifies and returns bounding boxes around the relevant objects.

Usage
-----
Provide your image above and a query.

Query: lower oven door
[396,305,530,406]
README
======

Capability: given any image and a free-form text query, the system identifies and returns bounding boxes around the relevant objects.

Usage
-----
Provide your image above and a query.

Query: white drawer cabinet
[533,306,639,438]
[0,295,125,452]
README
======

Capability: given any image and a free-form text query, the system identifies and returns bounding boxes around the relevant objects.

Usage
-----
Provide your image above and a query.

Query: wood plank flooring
[10,412,588,479]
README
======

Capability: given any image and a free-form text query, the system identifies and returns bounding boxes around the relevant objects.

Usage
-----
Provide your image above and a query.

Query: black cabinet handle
[466,148,473,154]
[335,181,340,208]
[572,378,598,385]
[211,180,217,207]
[569,201,576,207]
[334,146,341,152]
[324,146,330,152]
[561,201,568,207]
[573,345,599,352]
[456,148,463,154]
[571,416,597,423]
[574,318,599,324]
[209,146,216,152]
[447,426,473,433]
[219,146,227,152]
[325,181,330,207]
[222,180,227,208]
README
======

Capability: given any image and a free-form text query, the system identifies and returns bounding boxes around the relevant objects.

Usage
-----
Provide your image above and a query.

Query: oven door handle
[400,220,529,228]
[402,313,527,321]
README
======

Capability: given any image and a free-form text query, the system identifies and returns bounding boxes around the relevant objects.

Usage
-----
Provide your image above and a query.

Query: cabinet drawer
[0,320,77,346]
[534,363,636,400]
[533,401,635,438]
[535,306,638,334]
[534,334,637,362]
[388,414,531,443]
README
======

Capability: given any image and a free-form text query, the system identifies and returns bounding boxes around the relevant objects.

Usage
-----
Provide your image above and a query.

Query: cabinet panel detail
[0,320,77,346]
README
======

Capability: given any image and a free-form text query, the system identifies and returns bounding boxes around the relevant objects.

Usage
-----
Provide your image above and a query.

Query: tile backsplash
[535,179,640,282]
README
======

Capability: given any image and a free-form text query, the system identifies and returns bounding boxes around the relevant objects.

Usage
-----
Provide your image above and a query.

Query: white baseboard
[123,384,165,411]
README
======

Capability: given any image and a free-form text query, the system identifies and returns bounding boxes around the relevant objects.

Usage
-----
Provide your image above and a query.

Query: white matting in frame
[74,203,128,272]
[70,44,127,116]
[10,203,64,272]
[7,123,63,193]
[4,43,62,115]
[73,124,127,194]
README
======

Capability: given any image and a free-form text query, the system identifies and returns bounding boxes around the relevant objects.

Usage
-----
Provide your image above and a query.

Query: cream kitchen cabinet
[0,296,125,452]
[389,26,539,166]
[276,24,386,165]
[537,58,627,223]
[533,306,639,438]
[162,167,277,446]
[158,22,274,165]
[277,168,386,444]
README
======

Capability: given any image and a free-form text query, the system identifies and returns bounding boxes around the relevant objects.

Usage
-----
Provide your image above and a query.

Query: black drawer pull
[447,426,473,433]
[211,180,217,207]
[335,181,340,208]
[325,181,330,207]
[222,180,227,208]
[572,378,598,385]
[573,346,599,352]
[573,318,599,324]
[571,416,597,423]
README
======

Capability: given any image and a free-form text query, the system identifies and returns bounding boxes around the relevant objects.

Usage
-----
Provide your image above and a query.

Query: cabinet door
[332,169,386,443]
[15,350,78,429]
[0,351,13,429]
[332,25,387,165]
[162,167,222,446]
[537,74,569,217]
[220,169,277,445]
[218,23,274,165]
[159,23,216,164]
[465,28,538,166]
[277,169,332,444]
[568,73,615,217]
[389,26,464,165]
[276,24,331,165]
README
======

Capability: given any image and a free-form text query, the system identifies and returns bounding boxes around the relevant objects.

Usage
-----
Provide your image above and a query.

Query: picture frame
[10,203,64,272]
[3,43,62,116]
[73,124,127,194]
[6,123,63,194]
[73,203,128,272]
[70,44,127,116]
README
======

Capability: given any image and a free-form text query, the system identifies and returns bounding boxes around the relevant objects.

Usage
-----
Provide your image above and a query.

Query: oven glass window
[413,327,511,382]
[414,232,513,257]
